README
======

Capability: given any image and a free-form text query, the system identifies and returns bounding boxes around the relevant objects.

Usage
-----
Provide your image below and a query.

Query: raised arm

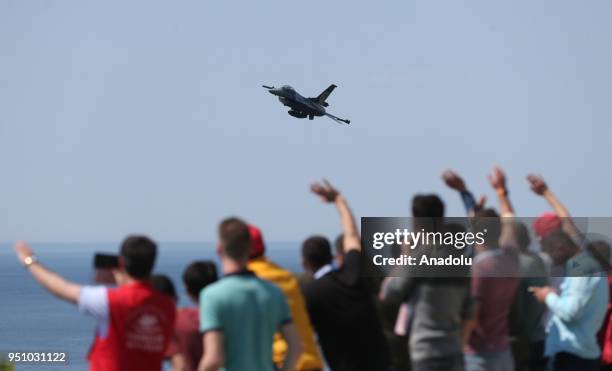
[527,174,580,242]
[14,241,81,304]
[488,167,514,216]
[442,169,486,217]
[488,167,517,247]
[311,179,360,252]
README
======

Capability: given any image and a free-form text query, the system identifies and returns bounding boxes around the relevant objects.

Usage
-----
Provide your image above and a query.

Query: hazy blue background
[1,0,611,243]
[0,242,302,370]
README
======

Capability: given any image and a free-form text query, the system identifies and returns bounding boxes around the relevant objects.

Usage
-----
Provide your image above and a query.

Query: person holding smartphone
[13,235,176,371]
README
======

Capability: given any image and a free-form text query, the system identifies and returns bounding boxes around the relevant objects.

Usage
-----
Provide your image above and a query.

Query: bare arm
[279,323,302,371]
[198,331,224,371]
[336,195,360,253]
[488,167,517,247]
[488,167,514,216]
[14,241,81,304]
[527,174,580,241]
[171,353,189,371]
[442,169,487,217]
[311,180,360,252]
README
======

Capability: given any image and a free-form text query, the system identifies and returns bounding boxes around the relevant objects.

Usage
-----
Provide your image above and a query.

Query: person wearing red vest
[13,235,176,371]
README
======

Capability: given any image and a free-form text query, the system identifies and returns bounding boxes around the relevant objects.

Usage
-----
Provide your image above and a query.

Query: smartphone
[93,253,119,285]
[93,253,119,269]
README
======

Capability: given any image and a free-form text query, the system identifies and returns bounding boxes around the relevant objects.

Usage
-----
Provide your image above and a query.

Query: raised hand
[311,179,360,252]
[14,240,34,265]
[442,169,467,192]
[527,174,548,195]
[475,195,487,213]
[310,179,340,203]
[488,166,507,192]
[488,166,515,218]
[528,286,555,303]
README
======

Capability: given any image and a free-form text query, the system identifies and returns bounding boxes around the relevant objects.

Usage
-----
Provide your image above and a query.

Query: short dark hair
[412,194,445,218]
[120,235,157,279]
[302,235,333,270]
[541,229,579,265]
[183,261,218,299]
[472,209,501,247]
[541,229,576,252]
[151,274,177,301]
[219,217,251,261]
[444,223,466,234]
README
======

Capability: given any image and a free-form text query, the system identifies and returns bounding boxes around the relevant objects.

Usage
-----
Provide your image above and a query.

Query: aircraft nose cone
[268,88,281,96]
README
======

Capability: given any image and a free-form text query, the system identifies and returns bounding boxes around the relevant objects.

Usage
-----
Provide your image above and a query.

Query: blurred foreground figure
[527,174,608,371]
[152,262,218,371]
[591,240,612,371]
[13,236,176,371]
[443,168,520,371]
[198,217,301,371]
[247,224,324,371]
[301,180,390,371]
[381,194,474,371]
[465,168,520,371]
[510,223,549,371]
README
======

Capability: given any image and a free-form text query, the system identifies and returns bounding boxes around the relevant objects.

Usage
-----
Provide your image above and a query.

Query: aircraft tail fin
[315,84,337,106]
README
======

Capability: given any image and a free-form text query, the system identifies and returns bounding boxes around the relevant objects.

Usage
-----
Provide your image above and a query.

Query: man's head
[412,194,444,231]
[541,230,580,265]
[472,208,501,249]
[119,235,157,280]
[412,194,445,218]
[183,261,218,302]
[218,217,251,264]
[302,235,333,275]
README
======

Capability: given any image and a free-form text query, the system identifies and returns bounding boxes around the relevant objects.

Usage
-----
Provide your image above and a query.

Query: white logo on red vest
[125,305,167,352]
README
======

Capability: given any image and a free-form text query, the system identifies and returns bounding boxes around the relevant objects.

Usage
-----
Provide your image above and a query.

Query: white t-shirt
[78,286,110,337]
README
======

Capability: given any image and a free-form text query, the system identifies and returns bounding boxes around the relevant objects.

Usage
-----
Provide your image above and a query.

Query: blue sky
[1,0,611,242]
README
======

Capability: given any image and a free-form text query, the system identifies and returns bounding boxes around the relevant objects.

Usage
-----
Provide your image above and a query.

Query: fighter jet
[262,84,351,124]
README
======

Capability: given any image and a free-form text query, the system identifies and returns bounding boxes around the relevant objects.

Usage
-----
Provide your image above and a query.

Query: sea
[0,242,304,371]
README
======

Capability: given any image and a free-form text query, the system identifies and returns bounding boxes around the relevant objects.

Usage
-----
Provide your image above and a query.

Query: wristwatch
[23,255,38,268]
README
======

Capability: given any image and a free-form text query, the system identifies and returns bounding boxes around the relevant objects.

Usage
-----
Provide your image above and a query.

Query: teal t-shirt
[200,271,292,371]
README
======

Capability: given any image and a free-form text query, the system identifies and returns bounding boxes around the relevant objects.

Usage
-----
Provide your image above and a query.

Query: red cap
[533,212,562,240]
[248,225,266,259]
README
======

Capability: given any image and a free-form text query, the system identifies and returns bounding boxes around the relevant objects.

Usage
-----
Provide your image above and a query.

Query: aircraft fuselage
[263,83,350,124]
[268,86,326,118]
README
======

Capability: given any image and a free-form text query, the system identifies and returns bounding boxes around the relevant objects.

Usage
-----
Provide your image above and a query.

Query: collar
[314,264,334,280]
[224,269,256,278]
[127,279,151,288]
[248,256,269,264]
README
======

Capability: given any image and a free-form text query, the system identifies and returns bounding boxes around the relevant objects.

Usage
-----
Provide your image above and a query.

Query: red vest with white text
[88,281,176,371]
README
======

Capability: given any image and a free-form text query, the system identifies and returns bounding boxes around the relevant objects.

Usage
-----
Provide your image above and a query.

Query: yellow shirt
[247,257,324,371]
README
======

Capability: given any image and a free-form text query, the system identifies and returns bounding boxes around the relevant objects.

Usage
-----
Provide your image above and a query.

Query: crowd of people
[11,167,612,371]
